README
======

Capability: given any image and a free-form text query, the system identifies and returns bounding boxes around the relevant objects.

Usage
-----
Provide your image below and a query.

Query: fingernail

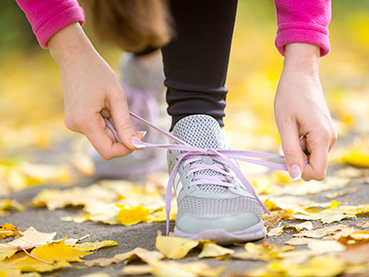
[290,164,301,182]
[130,137,146,149]
[137,131,147,139]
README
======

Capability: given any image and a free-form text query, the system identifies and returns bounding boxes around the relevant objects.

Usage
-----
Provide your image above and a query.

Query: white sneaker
[167,115,266,244]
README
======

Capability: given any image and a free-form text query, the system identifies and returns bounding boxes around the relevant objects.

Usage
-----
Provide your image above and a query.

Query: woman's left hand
[274,43,337,182]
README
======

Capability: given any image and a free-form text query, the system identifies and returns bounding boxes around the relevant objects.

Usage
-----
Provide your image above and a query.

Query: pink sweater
[16,0,331,56]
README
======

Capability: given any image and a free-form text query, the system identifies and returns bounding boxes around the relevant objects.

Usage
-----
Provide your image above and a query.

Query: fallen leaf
[0,227,56,262]
[284,237,319,246]
[120,265,152,276]
[85,247,164,267]
[151,261,225,277]
[0,238,90,272]
[247,255,345,277]
[263,215,281,230]
[342,150,369,168]
[324,187,359,199]
[0,200,24,215]
[267,226,283,237]
[117,206,150,225]
[294,224,348,238]
[232,242,294,261]
[0,224,21,240]
[81,272,111,277]
[198,241,234,258]
[73,240,118,251]
[284,222,313,232]
[156,236,199,259]
[307,240,346,254]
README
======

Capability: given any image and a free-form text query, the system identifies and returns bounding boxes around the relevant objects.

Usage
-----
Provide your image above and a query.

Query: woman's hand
[48,23,145,160]
[274,43,337,181]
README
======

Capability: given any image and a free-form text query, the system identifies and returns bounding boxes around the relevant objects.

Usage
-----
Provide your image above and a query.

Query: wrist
[283,43,320,77]
[48,23,96,66]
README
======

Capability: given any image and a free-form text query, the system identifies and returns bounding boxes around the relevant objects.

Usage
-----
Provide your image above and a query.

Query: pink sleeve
[274,0,331,57]
[15,0,85,49]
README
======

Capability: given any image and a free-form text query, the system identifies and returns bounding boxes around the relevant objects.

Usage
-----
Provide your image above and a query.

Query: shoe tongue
[172,115,222,149]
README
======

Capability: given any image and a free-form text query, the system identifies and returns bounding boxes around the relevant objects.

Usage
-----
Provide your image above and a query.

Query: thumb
[279,124,305,182]
[108,91,145,150]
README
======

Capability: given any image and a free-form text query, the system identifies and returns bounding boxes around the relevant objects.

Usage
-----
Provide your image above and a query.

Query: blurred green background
[0,0,368,154]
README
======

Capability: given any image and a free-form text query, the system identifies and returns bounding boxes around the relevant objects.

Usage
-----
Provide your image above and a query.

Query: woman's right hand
[48,23,145,160]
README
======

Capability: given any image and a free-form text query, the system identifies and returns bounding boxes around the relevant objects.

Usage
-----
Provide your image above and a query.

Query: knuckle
[64,117,78,132]
[283,148,301,158]
[117,119,134,132]
[100,151,113,161]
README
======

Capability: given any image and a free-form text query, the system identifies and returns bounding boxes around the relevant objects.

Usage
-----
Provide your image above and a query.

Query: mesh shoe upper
[168,114,264,234]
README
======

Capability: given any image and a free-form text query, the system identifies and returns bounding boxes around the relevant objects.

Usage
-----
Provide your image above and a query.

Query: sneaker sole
[173,220,266,245]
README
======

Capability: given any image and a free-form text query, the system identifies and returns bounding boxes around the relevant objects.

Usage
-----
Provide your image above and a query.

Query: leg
[161,0,238,130]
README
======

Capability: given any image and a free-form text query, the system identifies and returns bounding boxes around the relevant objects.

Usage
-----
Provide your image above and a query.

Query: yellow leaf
[284,222,313,232]
[263,199,282,212]
[156,236,199,259]
[73,240,117,251]
[118,206,150,225]
[198,242,234,258]
[342,151,369,168]
[247,256,345,277]
[0,224,21,240]
[232,242,294,261]
[0,269,22,277]
[120,265,152,276]
[151,261,225,277]
[0,227,56,262]
[0,200,24,213]
[307,241,346,254]
[85,247,163,267]
[267,226,284,237]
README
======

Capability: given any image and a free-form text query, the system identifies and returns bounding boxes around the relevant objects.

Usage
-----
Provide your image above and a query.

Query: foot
[168,115,266,244]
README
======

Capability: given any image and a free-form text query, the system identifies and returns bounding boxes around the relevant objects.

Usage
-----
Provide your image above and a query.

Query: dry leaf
[263,215,281,230]
[0,227,56,262]
[117,206,150,225]
[284,237,319,246]
[156,236,199,259]
[198,241,234,258]
[267,226,283,237]
[0,238,90,272]
[120,265,152,276]
[284,222,313,232]
[85,247,164,267]
[307,240,346,254]
[0,224,21,240]
[73,240,118,251]
[232,242,294,261]
[294,224,348,238]
[0,200,24,215]
[247,255,345,277]
[151,261,225,277]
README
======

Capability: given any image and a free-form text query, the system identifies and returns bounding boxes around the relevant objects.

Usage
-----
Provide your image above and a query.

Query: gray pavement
[2,173,369,276]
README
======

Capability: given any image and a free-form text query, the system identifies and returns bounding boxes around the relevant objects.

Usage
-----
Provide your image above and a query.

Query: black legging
[161,0,238,130]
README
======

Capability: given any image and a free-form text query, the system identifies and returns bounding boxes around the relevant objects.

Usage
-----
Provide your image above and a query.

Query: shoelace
[125,86,160,159]
[105,112,308,235]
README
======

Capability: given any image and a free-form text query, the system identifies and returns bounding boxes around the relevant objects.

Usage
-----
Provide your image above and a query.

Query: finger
[302,133,330,181]
[80,113,134,160]
[107,90,145,150]
[279,123,305,182]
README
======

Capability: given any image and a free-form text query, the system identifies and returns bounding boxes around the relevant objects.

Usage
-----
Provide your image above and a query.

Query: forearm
[48,23,97,67]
